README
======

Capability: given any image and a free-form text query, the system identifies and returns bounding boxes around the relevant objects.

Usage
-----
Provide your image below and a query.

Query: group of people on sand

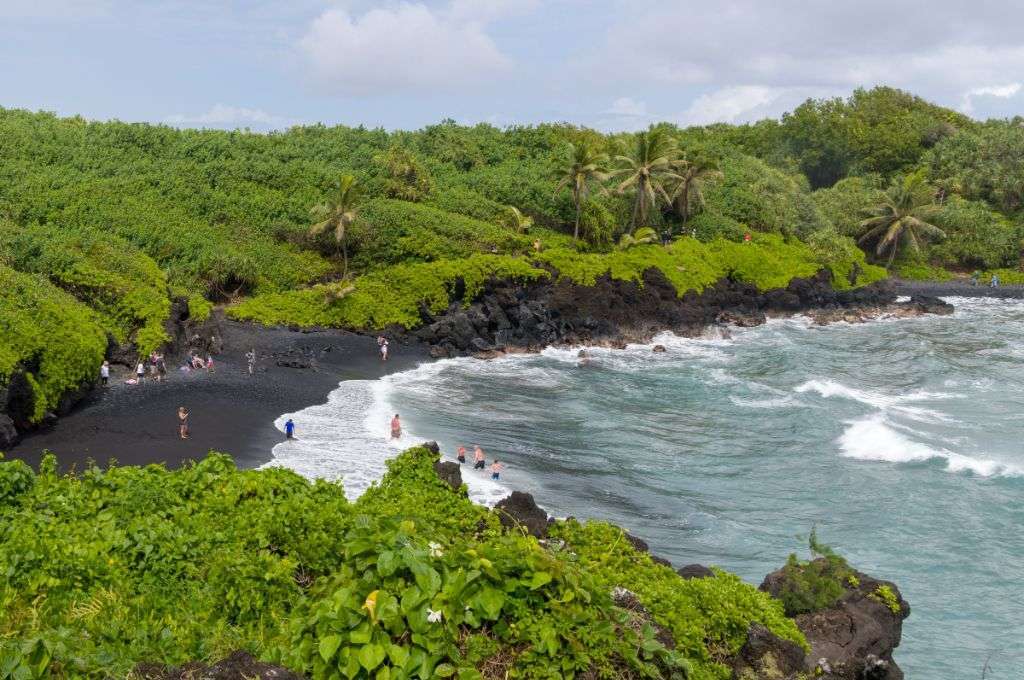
[456,444,504,481]
[132,352,168,384]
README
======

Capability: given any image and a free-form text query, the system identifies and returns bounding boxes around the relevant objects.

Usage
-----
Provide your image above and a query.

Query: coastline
[7,272,967,474]
[6,319,430,471]
[893,277,1024,298]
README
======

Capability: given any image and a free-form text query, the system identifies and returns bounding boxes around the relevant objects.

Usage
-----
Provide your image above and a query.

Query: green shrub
[229,255,549,330]
[894,262,954,281]
[930,197,1019,269]
[0,265,108,422]
[774,529,853,617]
[870,585,902,615]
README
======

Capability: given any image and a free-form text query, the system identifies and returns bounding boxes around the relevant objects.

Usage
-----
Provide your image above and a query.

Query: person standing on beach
[136,360,145,383]
[991,273,1000,288]
[178,406,189,440]
[100,360,110,386]
[456,445,467,464]
[246,349,256,375]
[157,354,166,382]
[473,445,486,470]
[149,353,159,381]
[285,418,295,440]
[381,339,390,362]
[390,413,401,439]
[206,354,215,373]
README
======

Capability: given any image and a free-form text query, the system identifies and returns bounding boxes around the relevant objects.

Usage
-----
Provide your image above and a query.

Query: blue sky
[2,0,1023,131]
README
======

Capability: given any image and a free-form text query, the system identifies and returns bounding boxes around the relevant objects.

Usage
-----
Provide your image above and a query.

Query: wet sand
[7,320,429,472]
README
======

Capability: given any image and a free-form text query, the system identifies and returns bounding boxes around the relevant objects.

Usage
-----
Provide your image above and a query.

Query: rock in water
[731,623,807,679]
[760,559,910,680]
[494,491,551,538]
[652,344,667,353]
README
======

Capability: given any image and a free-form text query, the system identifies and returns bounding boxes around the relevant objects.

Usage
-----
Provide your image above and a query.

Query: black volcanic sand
[893,278,1024,298]
[7,321,429,471]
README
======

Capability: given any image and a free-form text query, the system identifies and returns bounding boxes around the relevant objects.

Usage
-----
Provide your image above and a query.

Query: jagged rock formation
[493,490,551,538]
[677,564,715,580]
[760,560,911,680]
[732,623,807,680]
[414,268,945,357]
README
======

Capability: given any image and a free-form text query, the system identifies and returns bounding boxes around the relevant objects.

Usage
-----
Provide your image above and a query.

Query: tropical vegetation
[0,445,804,680]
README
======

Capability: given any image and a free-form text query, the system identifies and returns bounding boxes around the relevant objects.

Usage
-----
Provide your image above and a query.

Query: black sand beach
[7,320,430,471]
[893,278,1024,298]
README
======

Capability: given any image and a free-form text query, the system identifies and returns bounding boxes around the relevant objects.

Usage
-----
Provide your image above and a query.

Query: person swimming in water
[390,413,402,439]
[456,445,467,464]
[490,460,504,481]
[285,418,295,440]
[473,445,486,470]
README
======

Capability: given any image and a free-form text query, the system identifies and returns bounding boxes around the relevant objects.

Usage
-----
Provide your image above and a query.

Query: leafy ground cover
[0,446,803,679]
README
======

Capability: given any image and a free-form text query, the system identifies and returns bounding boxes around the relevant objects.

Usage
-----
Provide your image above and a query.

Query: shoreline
[893,277,1024,299]
[6,273,973,474]
[6,319,430,471]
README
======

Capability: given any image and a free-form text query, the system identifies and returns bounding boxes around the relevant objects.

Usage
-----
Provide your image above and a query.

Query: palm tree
[553,142,608,241]
[617,226,659,249]
[858,173,945,268]
[501,206,534,234]
[610,128,680,233]
[309,174,361,279]
[671,154,722,223]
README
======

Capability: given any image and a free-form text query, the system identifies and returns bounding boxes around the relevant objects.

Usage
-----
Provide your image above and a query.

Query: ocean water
[270,297,1024,678]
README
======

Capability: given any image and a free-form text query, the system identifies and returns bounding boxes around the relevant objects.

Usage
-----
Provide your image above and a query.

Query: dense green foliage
[5,85,1023,424]
[0,446,805,678]
[0,265,108,423]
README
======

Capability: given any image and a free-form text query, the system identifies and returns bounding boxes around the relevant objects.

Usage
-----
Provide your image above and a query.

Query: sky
[1,0,1023,132]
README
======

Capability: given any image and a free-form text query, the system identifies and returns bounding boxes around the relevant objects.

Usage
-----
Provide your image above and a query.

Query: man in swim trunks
[457,445,467,464]
[473,445,486,470]
[390,414,401,439]
[490,460,504,480]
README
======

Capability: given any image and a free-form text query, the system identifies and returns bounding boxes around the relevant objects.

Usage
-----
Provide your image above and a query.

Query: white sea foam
[794,378,956,423]
[838,415,1022,477]
[264,360,510,505]
[729,395,797,409]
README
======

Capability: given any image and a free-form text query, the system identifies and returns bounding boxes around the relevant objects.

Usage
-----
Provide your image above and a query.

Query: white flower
[428,542,444,558]
[427,608,443,624]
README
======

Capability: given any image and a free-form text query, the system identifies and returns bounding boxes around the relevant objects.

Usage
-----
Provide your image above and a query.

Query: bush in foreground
[0,447,804,679]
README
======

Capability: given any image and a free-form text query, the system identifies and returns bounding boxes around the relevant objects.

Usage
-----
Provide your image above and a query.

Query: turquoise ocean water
[272,297,1024,678]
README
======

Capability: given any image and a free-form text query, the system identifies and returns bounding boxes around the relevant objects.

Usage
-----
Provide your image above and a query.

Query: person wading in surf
[390,413,402,439]
[473,445,486,470]
[456,445,467,464]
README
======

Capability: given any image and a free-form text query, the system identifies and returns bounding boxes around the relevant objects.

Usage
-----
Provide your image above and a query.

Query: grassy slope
[0,447,803,679]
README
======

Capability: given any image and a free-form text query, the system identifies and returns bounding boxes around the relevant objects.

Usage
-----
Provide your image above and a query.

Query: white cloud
[164,104,288,129]
[298,3,512,96]
[960,82,1022,113]
[606,97,648,117]
[579,1,1024,119]
[679,86,780,125]
[446,0,539,25]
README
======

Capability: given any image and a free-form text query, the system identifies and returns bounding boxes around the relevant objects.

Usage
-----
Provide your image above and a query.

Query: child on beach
[285,418,295,440]
[473,445,486,470]
[136,361,145,383]
[100,360,110,386]
[381,340,390,362]
[177,406,189,440]
[206,354,214,373]
[490,460,504,481]
[390,413,402,439]
[456,445,467,464]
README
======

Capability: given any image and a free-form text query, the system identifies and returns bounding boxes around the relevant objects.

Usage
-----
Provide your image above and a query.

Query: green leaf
[529,571,552,589]
[318,634,343,662]
[377,550,399,577]
[475,587,505,619]
[358,643,387,671]
[387,644,410,667]
[434,663,456,677]
[409,560,441,596]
